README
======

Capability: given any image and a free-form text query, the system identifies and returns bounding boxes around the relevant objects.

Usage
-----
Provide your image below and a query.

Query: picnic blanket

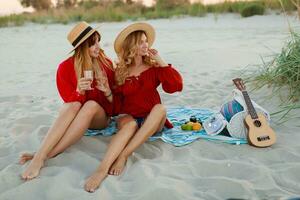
[85,107,248,146]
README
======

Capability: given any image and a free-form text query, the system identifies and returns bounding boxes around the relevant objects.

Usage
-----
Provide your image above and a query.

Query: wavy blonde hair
[73,32,112,81]
[115,31,156,86]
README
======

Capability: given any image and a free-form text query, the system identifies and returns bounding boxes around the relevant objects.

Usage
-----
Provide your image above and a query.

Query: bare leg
[110,104,166,176]
[19,100,108,164]
[84,115,138,193]
[47,100,108,158]
[21,102,82,180]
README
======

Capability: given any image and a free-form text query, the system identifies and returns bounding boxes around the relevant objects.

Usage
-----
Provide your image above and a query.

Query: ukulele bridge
[257,135,270,141]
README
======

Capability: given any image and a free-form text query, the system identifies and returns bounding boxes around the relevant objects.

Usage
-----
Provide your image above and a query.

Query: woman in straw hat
[84,22,183,192]
[20,21,120,181]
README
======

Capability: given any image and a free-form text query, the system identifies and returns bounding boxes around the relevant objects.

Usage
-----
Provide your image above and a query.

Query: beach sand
[0,14,300,199]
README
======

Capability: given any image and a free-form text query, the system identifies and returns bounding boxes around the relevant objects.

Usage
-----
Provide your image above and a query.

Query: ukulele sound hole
[253,120,261,127]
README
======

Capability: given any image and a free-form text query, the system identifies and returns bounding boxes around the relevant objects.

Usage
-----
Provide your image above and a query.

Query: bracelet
[105,91,112,97]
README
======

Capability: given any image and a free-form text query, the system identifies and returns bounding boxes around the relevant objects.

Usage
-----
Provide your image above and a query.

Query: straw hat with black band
[67,21,100,52]
[114,22,155,54]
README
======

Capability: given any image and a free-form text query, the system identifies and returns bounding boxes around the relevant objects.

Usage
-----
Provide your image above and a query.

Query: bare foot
[84,171,107,193]
[21,157,44,180]
[19,153,34,165]
[109,156,127,176]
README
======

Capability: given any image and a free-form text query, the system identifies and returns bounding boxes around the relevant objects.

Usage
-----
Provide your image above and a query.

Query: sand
[0,13,300,199]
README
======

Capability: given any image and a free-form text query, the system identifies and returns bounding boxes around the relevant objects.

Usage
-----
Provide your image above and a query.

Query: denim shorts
[115,114,146,128]
[134,117,146,128]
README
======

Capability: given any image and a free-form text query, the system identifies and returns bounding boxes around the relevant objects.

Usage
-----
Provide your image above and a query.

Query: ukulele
[232,78,276,147]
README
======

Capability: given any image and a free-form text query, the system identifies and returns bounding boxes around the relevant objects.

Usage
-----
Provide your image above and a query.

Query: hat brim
[114,22,155,54]
[68,27,100,54]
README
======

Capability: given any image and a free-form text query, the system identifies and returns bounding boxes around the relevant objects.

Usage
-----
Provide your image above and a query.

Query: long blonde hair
[115,31,156,86]
[73,32,112,81]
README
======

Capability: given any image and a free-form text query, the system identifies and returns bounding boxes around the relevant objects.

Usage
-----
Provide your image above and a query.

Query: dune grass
[247,31,300,122]
[0,0,298,28]
[245,0,300,123]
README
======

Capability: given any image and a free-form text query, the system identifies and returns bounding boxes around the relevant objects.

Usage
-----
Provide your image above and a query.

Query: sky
[0,0,249,16]
[0,0,33,16]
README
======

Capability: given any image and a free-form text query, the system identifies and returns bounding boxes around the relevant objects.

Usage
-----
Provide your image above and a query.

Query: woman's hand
[95,74,111,96]
[148,49,168,67]
[77,77,93,94]
[95,68,112,102]
[96,75,113,102]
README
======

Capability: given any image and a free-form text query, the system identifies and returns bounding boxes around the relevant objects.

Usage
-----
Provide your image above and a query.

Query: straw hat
[114,22,155,54]
[67,21,100,52]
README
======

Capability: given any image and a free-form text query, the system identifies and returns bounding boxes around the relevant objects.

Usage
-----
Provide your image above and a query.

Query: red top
[115,64,183,128]
[56,56,116,116]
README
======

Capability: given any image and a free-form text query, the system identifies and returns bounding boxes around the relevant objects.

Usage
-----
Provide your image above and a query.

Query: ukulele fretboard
[242,91,258,119]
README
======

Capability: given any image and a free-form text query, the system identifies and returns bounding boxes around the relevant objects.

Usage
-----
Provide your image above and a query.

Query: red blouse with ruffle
[56,57,116,116]
[115,64,183,128]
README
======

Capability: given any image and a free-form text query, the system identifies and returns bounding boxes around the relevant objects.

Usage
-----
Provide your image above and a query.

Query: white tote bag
[226,89,270,139]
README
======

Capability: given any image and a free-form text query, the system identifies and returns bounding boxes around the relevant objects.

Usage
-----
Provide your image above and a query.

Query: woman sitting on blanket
[84,22,183,192]
[20,22,120,180]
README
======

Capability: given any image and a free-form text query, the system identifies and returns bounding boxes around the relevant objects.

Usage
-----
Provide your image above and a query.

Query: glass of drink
[84,70,93,90]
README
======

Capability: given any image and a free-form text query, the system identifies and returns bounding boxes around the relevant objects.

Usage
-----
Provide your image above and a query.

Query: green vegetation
[248,31,300,122]
[205,0,297,14]
[240,3,265,17]
[20,0,52,10]
[0,14,26,27]
[0,0,299,28]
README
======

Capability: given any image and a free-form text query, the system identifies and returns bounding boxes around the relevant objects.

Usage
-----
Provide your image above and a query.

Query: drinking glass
[84,70,93,90]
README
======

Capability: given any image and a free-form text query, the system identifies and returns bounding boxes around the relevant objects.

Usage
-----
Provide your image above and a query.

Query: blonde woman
[20,22,118,181]
[84,22,183,192]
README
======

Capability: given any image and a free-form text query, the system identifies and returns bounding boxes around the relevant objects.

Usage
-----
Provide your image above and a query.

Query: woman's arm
[56,62,87,103]
[157,65,183,93]
[148,49,183,93]
[95,75,113,103]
